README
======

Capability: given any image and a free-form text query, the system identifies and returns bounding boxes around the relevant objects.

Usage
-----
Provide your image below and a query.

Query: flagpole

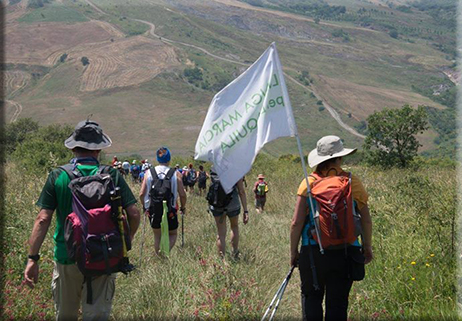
[294,131,324,254]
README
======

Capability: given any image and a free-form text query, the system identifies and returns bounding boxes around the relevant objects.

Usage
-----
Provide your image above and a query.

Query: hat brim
[64,133,112,150]
[308,148,357,168]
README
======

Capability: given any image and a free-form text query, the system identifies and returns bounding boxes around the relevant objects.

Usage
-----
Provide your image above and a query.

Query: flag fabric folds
[194,43,297,193]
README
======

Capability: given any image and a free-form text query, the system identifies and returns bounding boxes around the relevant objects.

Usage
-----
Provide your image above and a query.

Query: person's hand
[24,259,39,289]
[363,245,374,264]
[180,207,186,215]
[243,211,249,224]
[291,251,299,267]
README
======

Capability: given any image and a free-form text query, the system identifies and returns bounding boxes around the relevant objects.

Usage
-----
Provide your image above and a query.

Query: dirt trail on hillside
[7,100,23,123]
[85,0,365,138]
[285,74,365,139]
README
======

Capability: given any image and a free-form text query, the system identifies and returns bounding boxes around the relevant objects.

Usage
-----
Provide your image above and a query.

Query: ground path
[7,100,23,123]
[85,0,365,138]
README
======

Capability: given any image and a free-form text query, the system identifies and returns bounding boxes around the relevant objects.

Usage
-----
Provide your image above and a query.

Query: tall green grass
[2,157,458,320]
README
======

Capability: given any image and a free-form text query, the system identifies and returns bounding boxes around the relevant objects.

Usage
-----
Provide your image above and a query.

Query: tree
[59,53,68,63]
[81,56,90,66]
[363,105,428,168]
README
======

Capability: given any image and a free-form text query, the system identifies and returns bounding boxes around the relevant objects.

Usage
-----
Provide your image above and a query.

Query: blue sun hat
[156,147,171,163]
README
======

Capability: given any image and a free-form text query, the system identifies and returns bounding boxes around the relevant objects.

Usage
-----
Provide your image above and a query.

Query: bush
[11,124,74,174]
[81,56,90,66]
[5,118,40,153]
[389,30,399,38]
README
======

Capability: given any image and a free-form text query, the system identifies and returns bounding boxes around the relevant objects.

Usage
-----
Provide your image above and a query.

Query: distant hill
[5,0,457,158]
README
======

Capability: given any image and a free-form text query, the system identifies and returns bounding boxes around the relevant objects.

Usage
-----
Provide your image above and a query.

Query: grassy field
[2,156,458,320]
[18,2,89,23]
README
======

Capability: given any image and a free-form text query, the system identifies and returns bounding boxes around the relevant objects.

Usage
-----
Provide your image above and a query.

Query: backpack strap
[97,165,112,175]
[149,168,158,184]
[165,168,176,180]
[60,164,81,181]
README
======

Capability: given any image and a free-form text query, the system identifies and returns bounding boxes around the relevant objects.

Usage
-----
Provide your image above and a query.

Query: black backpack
[148,167,176,217]
[198,171,207,184]
[206,172,233,209]
[187,169,196,184]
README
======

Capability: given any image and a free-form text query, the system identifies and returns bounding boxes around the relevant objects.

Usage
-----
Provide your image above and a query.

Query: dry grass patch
[5,70,31,97]
[76,36,179,91]
[5,20,122,65]
[316,75,446,120]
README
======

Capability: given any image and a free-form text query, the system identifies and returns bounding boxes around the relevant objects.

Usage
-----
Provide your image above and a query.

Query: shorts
[210,208,240,218]
[188,181,196,187]
[198,181,206,189]
[255,197,266,208]
[148,206,179,230]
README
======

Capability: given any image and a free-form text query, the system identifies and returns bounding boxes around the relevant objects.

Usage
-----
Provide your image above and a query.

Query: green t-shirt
[36,164,137,264]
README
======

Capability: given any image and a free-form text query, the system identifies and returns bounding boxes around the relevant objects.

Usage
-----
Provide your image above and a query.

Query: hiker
[186,163,197,194]
[141,159,150,172]
[117,161,125,176]
[290,135,373,321]
[139,147,187,254]
[197,165,209,196]
[130,160,140,183]
[253,174,268,213]
[122,159,130,176]
[182,166,189,192]
[111,155,118,167]
[207,170,249,258]
[24,120,140,321]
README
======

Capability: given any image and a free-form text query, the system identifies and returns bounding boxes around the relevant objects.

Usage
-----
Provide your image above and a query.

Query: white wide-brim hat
[308,135,356,168]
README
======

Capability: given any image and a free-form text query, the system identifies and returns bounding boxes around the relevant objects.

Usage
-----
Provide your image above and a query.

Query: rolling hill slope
[4,0,457,158]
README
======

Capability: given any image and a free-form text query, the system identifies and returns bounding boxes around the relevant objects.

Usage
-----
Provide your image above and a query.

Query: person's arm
[237,179,248,224]
[24,208,54,289]
[359,205,373,264]
[177,175,187,212]
[139,174,147,209]
[290,196,307,267]
[125,204,140,241]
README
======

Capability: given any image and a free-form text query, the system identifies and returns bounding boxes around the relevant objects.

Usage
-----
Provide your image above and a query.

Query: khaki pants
[51,262,116,321]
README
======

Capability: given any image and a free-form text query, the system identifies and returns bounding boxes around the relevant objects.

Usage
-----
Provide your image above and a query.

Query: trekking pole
[261,265,295,321]
[138,208,147,267]
[181,209,184,247]
[295,133,324,254]
[110,187,134,273]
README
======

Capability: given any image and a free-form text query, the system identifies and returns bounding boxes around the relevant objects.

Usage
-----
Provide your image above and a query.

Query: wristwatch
[244,211,249,214]
[28,254,40,262]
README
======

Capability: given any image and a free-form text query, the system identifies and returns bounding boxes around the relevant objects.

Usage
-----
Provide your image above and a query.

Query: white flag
[194,43,297,193]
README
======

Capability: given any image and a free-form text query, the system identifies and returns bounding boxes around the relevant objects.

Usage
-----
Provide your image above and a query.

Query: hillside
[4,0,457,157]
[3,159,458,319]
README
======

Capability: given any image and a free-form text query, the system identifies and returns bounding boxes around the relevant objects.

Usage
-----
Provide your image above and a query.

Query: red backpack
[61,164,133,304]
[309,171,359,248]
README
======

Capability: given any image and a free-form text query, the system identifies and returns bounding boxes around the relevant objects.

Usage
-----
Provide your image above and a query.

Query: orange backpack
[309,171,358,248]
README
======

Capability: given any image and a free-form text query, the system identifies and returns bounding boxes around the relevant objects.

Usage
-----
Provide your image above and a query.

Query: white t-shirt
[143,165,178,210]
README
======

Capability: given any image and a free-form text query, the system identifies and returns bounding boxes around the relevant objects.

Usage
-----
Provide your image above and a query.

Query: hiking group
[24,120,373,321]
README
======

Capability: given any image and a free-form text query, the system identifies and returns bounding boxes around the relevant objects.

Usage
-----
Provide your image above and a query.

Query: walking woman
[209,171,249,258]
[290,136,373,321]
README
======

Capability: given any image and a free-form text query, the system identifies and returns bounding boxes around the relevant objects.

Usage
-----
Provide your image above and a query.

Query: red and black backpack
[61,164,132,303]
